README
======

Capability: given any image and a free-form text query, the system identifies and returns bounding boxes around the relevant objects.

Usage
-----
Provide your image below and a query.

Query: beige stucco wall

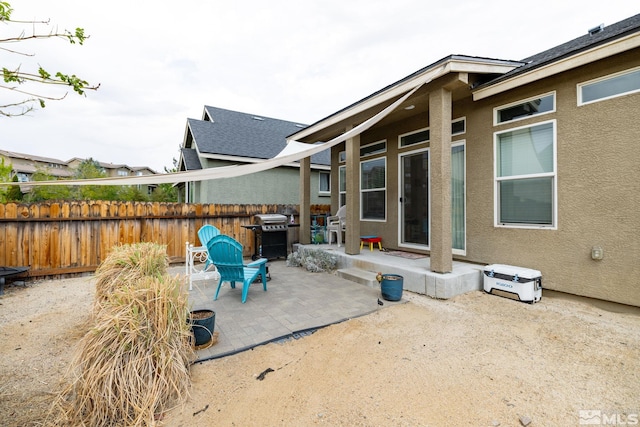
[465,50,640,306]
[333,49,640,306]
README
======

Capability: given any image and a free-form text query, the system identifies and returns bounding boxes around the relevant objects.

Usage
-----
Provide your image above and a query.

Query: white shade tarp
[20,80,429,187]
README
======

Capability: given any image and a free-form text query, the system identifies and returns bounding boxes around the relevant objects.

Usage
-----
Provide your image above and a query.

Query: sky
[2,1,638,173]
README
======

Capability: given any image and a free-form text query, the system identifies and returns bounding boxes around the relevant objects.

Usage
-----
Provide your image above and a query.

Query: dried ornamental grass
[94,242,169,305]
[49,274,195,426]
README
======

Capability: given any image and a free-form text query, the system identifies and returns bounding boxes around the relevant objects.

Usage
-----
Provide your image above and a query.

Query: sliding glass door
[399,143,465,253]
[400,150,429,247]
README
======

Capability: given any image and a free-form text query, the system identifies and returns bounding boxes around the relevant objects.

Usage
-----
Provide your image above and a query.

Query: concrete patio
[303,242,486,299]
[181,259,404,363]
[181,244,484,363]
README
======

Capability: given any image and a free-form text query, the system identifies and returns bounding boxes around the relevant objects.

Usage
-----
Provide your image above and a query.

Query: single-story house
[290,14,640,307]
[177,106,331,205]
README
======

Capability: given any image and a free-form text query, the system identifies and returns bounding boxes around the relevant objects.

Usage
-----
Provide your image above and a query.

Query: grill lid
[255,214,288,226]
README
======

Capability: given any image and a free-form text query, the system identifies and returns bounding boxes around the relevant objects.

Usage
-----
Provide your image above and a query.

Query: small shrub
[287,247,337,272]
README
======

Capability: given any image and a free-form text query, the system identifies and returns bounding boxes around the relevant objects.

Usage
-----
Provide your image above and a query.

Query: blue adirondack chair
[197,224,220,270]
[207,235,268,303]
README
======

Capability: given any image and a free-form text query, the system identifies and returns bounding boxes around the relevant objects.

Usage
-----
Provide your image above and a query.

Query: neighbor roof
[187,106,330,166]
[180,148,202,171]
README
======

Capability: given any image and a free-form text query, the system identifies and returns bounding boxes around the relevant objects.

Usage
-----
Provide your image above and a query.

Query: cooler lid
[483,264,541,280]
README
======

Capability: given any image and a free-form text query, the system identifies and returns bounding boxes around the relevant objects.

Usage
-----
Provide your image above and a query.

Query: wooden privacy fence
[0,201,331,279]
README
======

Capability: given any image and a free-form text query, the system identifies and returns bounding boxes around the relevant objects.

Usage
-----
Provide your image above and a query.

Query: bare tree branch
[0,1,98,116]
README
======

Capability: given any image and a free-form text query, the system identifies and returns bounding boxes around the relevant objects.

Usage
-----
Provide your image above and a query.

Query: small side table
[185,242,219,290]
[360,236,382,251]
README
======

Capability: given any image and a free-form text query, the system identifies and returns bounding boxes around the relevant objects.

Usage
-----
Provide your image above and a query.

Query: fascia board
[473,33,640,101]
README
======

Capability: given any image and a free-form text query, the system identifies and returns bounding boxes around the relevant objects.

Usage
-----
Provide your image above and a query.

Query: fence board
[0,201,330,279]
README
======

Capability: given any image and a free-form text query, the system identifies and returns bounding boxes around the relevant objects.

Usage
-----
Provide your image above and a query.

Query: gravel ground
[1,274,639,426]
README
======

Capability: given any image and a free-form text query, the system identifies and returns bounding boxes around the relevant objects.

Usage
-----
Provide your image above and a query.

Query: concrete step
[337,267,379,288]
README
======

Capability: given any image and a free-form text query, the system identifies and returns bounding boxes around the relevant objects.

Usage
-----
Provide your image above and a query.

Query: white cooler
[483,264,542,303]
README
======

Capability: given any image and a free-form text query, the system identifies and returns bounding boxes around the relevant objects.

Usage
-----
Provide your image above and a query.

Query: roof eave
[473,32,640,101]
[289,56,520,141]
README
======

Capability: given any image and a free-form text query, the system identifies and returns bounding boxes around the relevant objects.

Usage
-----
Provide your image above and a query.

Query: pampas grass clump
[94,242,169,303]
[49,245,195,426]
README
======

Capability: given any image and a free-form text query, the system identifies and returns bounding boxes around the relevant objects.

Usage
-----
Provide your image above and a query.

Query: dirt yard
[1,274,639,426]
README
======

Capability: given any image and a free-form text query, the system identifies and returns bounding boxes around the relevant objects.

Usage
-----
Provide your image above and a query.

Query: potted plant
[189,309,215,347]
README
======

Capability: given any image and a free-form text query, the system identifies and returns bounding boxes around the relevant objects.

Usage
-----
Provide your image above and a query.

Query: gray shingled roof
[180,148,202,171]
[188,106,330,166]
[480,13,640,88]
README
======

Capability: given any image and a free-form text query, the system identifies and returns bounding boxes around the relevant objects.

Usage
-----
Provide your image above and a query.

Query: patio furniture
[327,205,346,247]
[197,224,221,270]
[207,235,268,303]
[360,235,382,251]
[185,225,221,290]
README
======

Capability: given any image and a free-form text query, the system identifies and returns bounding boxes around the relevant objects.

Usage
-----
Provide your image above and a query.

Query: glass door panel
[400,151,429,246]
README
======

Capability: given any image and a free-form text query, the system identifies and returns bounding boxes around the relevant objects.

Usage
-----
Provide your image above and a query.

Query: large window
[495,93,555,124]
[360,157,386,220]
[494,120,556,228]
[578,67,640,105]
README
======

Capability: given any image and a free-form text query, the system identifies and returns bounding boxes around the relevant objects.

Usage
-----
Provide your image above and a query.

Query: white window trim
[397,147,431,251]
[399,118,466,150]
[452,117,466,136]
[338,165,346,206]
[577,65,640,106]
[493,119,558,230]
[360,156,386,222]
[398,127,429,149]
[493,91,556,126]
[319,171,330,195]
[395,143,467,254]
[360,140,387,158]
[451,140,467,256]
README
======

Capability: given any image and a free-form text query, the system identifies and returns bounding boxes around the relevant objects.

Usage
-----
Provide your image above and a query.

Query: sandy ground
[1,274,639,427]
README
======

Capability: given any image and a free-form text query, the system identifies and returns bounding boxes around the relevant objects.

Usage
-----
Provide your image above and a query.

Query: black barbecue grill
[244,214,289,260]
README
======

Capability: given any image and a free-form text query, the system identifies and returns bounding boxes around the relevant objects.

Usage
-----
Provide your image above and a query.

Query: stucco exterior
[191,158,329,205]
[293,16,640,306]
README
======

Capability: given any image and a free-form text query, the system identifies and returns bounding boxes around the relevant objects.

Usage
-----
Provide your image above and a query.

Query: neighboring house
[290,14,640,306]
[0,150,73,182]
[177,106,331,205]
[67,157,157,186]
[0,150,158,196]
